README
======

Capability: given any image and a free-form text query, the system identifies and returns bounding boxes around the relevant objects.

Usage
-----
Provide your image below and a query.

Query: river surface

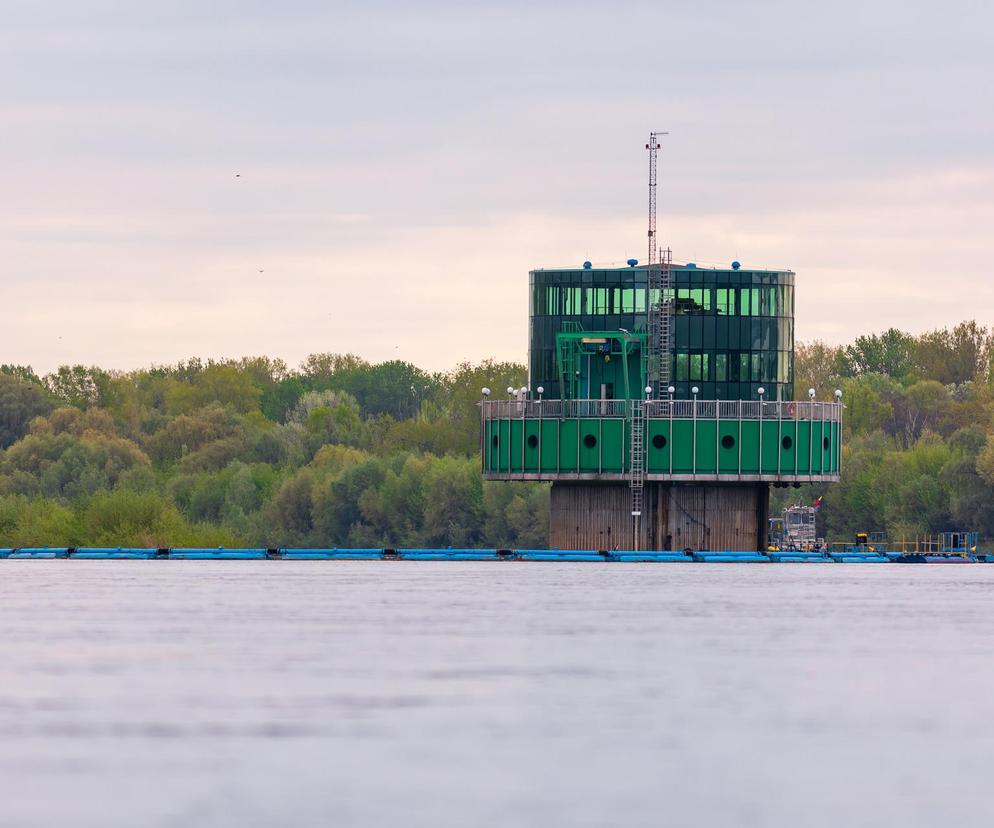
[1,562,993,827]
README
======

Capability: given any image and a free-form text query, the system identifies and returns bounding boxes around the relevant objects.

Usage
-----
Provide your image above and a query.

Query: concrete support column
[550,482,770,552]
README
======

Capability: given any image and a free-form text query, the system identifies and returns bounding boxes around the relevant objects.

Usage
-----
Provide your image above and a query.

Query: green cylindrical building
[483,259,840,552]
[529,264,795,402]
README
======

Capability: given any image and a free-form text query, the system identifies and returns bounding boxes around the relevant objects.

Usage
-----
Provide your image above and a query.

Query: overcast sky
[2,0,993,375]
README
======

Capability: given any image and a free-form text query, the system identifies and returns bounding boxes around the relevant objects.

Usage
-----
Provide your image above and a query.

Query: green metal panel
[509,420,523,473]
[559,419,578,471]
[540,419,560,471]
[778,420,797,472]
[811,420,823,474]
[523,419,540,472]
[760,421,780,473]
[796,421,810,473]
[739,420,760,474]
[600,419,625,472]
[671,420,695,473]
[646,420,672,473]
[696,421,717,474]
[578,420,600,472]
[497,420,510,472]
[484,415,839,477]
[718,421,740,474]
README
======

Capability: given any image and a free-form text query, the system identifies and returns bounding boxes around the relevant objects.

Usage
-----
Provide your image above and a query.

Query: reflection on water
[1,563,993,827]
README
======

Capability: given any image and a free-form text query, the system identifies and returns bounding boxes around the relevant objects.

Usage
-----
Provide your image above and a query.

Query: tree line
[785,321,994,544]
[0,356,544,548]
[2,320,993,549]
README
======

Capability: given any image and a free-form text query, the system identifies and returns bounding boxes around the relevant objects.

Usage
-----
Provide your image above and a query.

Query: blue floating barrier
[528,555,605,562]
[770,555,832,563]
[448,552,501,561]
[397,550,450,560]
[71,548,156,559]
[9,548,71,559]
[517,549,604,562]
[168,548,268,560]
[277,551,330,560]
[834,555,890,563]
[829,551,873,560]
[711,556,769,563]
[7,545,983,564]
[398,548,500,561]
[921,555,976,564]
[767,549,830,562]
[282,548,384,560]
[692,551,769,563]
[609,551,692,562]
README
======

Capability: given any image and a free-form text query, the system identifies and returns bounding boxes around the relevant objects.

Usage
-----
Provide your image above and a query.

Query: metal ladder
[631,249,672,550]
[629,398,646,549]
[646,247,673,394]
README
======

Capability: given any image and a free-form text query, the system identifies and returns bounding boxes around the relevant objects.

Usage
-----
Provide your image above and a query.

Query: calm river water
[1,562,993,827]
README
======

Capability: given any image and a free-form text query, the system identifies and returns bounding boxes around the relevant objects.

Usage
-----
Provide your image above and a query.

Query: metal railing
[482,399,628,420]
[644,399,842,422]
[482,398,843,423]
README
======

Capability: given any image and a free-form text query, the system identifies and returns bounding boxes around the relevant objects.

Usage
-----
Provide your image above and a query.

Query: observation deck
[481,398,841,483]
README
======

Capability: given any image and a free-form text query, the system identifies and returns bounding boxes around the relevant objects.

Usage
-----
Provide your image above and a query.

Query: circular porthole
[721,435,735,449]
[527,435,538,448]
[583,434,597,449]
[782,436,793,450]
[823,437,830,450]
[652,434,667,449]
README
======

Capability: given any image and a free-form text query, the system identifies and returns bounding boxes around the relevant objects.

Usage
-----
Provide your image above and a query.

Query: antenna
[646,131,668,264]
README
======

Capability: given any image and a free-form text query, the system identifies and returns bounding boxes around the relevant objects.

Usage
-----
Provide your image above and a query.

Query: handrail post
[520,394,526,474]
[668,393,674,474]
[715,398,721,476]
[537,398,543,475]
[691,389,698,479]
[794,398,799,477]
[777,399,782,479]
[758,388,765,478]
[737,399,742,475]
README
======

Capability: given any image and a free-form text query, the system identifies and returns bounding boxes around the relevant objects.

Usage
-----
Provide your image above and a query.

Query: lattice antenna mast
[646,131,667,264]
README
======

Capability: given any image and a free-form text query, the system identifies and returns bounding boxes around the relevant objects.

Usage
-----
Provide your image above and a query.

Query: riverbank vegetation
[784,321,994,542]
[1,320,993,547]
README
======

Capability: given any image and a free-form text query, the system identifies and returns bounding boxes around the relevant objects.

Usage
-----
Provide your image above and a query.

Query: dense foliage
[2,320,993,549]
[783,321,994,543]
[0,356,546,548]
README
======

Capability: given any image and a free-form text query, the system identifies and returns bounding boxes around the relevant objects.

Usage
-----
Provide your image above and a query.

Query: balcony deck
[481,399,842,483]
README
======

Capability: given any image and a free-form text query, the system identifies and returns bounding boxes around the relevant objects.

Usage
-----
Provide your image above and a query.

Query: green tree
[794,341,843,399]
[836,329,916,379]
[915,322,993,385]
[164,364,262,415]
[45,365,113,408]
[0,374,54,448]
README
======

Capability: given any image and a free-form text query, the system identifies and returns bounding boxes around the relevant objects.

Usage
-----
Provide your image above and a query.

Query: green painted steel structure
[487,258,840,550]
[482,400,841,482]
[530,263,795,402]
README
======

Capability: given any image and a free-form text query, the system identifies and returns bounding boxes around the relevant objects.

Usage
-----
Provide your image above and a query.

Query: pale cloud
[1,1,993,374]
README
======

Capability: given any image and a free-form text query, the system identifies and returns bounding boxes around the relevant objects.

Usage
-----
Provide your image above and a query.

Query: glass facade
[529,265,795,401]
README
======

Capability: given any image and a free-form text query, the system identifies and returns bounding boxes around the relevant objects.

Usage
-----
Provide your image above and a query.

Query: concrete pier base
[549,482,770,552]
